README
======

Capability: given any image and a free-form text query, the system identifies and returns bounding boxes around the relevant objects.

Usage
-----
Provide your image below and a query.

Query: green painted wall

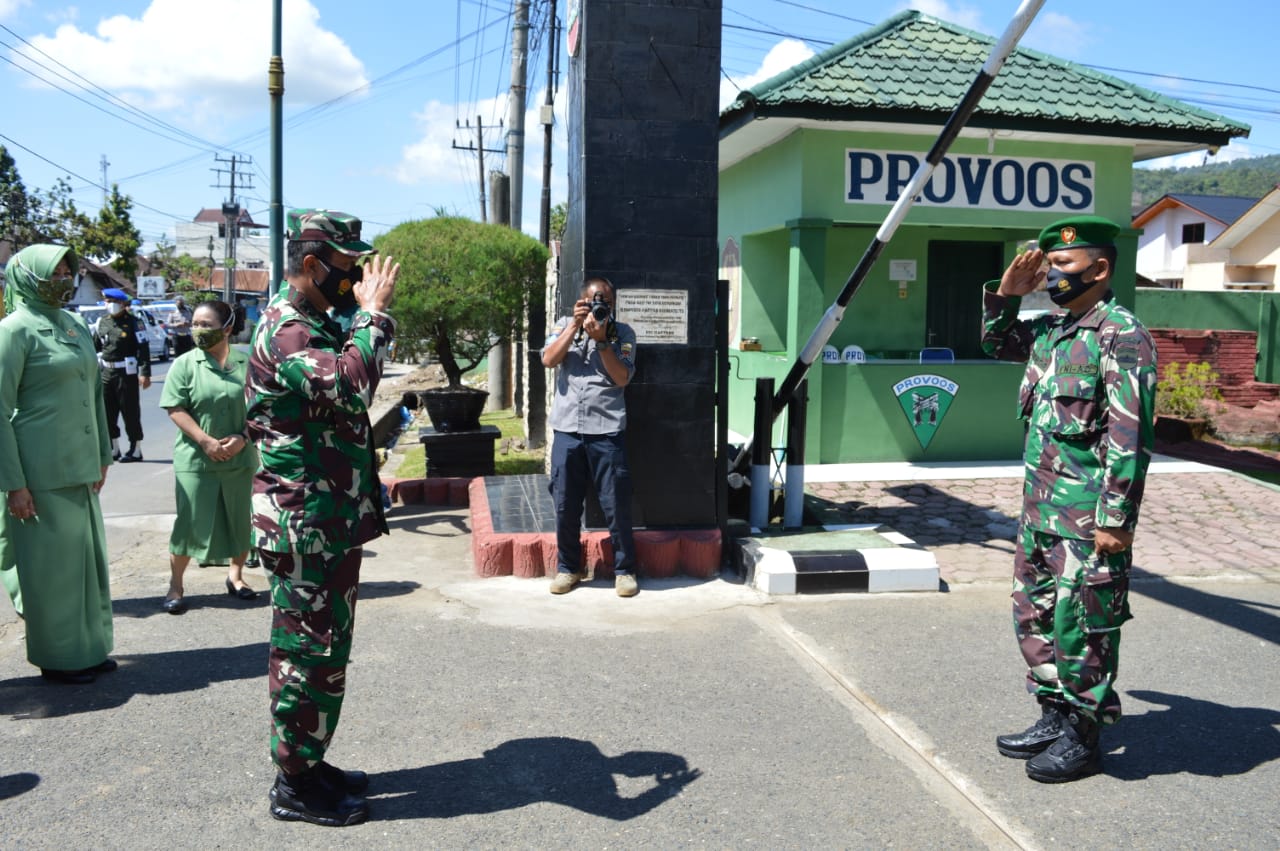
[726,352,1027,462]
[739,229,790,350]
[1136,288,1280,382]
[718,125,1142,463]
[795,130,1136,226]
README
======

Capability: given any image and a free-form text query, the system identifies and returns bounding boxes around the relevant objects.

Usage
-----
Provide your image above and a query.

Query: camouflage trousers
[1012,527,1133,725]
[263,547,362,776]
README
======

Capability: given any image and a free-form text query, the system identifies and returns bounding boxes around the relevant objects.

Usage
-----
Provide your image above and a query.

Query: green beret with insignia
[1037,214,1121,253]
[287,208,375,256]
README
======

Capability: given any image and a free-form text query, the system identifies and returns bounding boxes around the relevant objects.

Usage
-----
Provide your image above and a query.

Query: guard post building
[718,11,1248,464]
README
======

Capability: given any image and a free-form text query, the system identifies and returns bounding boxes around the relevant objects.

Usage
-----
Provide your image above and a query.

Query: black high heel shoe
[226,578,259,600]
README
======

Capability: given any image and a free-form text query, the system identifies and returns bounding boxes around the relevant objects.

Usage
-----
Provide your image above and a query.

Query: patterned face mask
[35,275,75,307]
[192,327,225,350]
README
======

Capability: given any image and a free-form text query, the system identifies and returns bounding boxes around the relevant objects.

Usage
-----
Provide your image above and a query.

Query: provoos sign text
[846,149,1094,214]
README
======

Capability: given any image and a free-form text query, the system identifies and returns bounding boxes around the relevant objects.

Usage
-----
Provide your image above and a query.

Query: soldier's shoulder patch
[620,343,633,358]
[1113,336,1143,370]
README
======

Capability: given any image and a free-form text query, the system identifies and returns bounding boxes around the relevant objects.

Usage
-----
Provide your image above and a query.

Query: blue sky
[2,0,1277,253]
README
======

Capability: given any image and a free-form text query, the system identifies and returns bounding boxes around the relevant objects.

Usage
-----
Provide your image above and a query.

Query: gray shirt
[546,316,637,435]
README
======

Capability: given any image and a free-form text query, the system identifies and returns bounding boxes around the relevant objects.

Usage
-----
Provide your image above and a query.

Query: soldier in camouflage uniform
[980,215,1157,784]
[245,209,400,826]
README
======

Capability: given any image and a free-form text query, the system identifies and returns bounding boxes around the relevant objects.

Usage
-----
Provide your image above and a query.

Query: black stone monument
[558,0,722,528]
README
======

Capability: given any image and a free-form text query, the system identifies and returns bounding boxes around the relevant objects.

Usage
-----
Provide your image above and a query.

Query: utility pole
[212,154,254,303]
[451,116,503,222]
[507,0,529,231]
[99,155,110,207]
[269,0,284,295]
[488,170,512,412]
[529,0,559,448]
[491,0,530,416]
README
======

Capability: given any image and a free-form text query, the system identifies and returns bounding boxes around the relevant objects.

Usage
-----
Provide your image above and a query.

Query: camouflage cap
[287,208,375,256]
[1038,215,1121,253]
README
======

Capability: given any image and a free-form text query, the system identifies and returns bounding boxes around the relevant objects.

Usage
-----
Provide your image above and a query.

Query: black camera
[588,292,612,323]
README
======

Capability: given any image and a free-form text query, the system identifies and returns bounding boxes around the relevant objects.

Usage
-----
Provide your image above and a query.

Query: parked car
[75,303,172,362]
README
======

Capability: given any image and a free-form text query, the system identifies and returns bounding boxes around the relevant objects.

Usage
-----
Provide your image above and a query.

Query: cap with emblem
[286,208,375,256]
[102,288,128,301]
[1037,215,1121,253]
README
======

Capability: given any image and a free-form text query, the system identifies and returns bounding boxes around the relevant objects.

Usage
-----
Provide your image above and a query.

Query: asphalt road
[1,360,1277,847]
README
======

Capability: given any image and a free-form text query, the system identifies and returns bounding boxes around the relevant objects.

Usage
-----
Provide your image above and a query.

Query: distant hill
[1133,154,1280,208]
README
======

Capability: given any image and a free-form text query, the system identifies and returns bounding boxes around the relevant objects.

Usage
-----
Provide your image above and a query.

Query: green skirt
[170,468,253,561]
[7,484,113,670]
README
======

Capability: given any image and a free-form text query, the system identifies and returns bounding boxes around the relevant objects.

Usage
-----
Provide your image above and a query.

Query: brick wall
[1151,328,1280,407]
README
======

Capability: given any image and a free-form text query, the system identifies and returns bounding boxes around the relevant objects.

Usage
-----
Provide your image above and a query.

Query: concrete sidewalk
[1,445,1278,847]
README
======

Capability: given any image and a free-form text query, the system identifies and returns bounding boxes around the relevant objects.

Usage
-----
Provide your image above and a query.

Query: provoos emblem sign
[893,374,959,450]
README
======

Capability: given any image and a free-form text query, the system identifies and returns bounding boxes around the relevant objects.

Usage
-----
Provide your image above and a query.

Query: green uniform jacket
[245,287,395,556]
[0,308,112,491]
[981,284,1157,540]
[95,311,152,377]
[159,347,257,474]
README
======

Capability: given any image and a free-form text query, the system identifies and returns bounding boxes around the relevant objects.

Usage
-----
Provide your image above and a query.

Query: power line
[1,24,225,152]
[0,132,188,222]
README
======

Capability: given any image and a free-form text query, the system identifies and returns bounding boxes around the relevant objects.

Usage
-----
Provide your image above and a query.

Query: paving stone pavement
[807,469,1280,586]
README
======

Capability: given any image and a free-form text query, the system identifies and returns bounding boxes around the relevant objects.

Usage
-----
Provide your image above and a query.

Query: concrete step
[735,525,940,594]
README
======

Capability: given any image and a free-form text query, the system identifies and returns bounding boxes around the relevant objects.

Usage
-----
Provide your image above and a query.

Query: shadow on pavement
[112,592,268,619]
[1109,690,1280,779]
[382,504,471,537]
[1132,576,1280,646]
[0,772,40,801]
[371,737,701,821]
[805,483,1017,554]
[0,642,264,720]
[359,580,421,600]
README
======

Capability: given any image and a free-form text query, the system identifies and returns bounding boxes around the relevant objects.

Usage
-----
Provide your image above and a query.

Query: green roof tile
[721,11,1250,145]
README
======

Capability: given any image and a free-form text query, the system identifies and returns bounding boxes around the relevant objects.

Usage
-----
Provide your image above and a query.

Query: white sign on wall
[616,289,688,345]
[136,276,166,297]
[845,149,1095,214]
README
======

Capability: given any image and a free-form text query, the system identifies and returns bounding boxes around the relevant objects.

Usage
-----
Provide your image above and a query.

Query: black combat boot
[269,766,369,827]
[1025,710,1102,783]
[317,760,370,795]
[996,698,1067,759]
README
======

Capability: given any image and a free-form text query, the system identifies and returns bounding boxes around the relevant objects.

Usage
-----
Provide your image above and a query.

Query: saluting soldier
[95,287,151,462]
[981,215,1157,784]
[245,209,399,827]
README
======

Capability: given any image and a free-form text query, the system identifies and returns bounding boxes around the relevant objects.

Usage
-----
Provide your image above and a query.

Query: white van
[76,304,172,362]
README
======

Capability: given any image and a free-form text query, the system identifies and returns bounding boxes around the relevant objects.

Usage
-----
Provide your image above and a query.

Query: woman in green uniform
[159,300,257,614]
[0,244,116,684]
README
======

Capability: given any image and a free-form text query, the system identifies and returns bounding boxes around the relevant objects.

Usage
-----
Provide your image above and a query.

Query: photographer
[541,276,639,597]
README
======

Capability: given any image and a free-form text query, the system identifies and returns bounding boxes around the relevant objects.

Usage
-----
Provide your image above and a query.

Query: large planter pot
[1155,415,1210,444]
[420,387,489,433]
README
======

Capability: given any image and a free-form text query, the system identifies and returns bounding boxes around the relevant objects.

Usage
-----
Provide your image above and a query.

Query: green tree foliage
[1133,154,1280,207]
[0,146,39,249]
[30,177,91,252]
[374,216,549,387]
[549,201,568,242]
[81,184,142,279]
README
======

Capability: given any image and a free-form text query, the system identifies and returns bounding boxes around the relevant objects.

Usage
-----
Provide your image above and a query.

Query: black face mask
[1045,265,1098,306]
[313,257,362,311]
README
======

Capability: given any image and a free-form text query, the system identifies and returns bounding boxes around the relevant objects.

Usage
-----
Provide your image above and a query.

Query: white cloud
[1139,143,1258,171]
[0,0,29,23]
[720,38,815,110]
[1021,11,1091,59]
[16,0,367,126]
[395,95,509,187]
[392,87,568,231]
[901,1,983,30]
